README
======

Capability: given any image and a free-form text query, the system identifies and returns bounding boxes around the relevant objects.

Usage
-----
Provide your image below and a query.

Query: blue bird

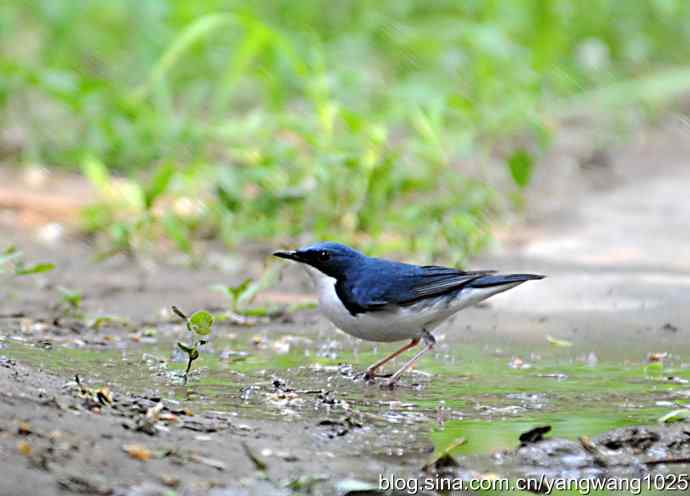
[274,242,544,386]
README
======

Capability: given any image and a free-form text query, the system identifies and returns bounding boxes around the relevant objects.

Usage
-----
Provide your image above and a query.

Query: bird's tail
[467,273,545,288]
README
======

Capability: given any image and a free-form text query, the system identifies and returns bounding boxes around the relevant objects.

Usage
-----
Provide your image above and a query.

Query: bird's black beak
[272,250,302,262]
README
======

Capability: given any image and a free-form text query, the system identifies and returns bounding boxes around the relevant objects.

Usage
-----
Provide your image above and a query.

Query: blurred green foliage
[2,1,690,261]
[0,245,55,276]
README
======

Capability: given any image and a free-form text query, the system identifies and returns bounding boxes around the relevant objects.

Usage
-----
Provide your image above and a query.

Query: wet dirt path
[2,121,690,495]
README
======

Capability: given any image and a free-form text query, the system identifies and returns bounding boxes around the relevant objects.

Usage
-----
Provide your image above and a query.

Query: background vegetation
[2,0,690,261]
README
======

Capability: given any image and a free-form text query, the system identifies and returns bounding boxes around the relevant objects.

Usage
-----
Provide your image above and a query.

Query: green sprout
[172,305,214,384]
[212,278,253,314]
[658,409,690,424]
[82,158,192,258]
[57,287,83,317]
[0,246,55,277]
[212,263,284,318]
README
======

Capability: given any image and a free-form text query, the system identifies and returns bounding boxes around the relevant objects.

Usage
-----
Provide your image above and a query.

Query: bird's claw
[363,370,393,382]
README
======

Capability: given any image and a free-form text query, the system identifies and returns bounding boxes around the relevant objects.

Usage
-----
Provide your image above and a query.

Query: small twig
[299,389,328,395]
[183,356,193,385]
[0,312,26,319]
[645,457,690,466]
[74,374,88,395]
[242,442,268,471]
[579,436,611,467]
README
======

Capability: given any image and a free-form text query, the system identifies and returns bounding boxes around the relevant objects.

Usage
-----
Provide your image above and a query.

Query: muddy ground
[2,117,690,495]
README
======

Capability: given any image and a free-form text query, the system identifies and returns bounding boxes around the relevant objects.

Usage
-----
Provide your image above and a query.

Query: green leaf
[215,185,240,212]
[546,335,573,347]
[162,214,191,253]
[229,278,253,302]
[144,163,175,210]
[177,341,194,353]
[0,245,21,267]
[15,262,55,276]
[89,315,129,330]
[188,310,214,336]
[237,263,283,307]
[286,301,318,313]
[507,149,534,189]
[658,409,690,424]
[241,306,271,317]
[132,13,241,102]
[81,156,111,196]
[644,361,664,378]
[58,287,82,309]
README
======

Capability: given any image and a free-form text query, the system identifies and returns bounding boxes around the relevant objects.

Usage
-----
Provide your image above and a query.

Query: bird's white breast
[304,266,518,343]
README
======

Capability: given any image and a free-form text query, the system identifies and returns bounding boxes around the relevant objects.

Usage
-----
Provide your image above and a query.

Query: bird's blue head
[273,242,364,279]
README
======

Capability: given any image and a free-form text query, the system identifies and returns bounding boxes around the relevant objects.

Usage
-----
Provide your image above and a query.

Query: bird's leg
[385,330,435,387]
[364,337,420,380]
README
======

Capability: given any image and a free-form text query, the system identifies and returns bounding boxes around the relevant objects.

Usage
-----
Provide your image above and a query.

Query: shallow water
[5,321,690,464]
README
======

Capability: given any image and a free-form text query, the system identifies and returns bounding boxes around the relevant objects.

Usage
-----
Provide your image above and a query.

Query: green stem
[183,355,193,385]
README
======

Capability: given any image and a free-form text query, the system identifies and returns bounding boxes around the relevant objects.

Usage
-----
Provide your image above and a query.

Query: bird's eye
[317,250,330,261]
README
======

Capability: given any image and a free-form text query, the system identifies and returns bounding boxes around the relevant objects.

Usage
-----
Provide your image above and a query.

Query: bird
[273,242,544,386]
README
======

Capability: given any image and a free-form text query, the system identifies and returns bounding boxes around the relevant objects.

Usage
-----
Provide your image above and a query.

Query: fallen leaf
[17,440,31,456]
[160,475,179,488]
[123,444,152,461]
[146,402,163,421]
[96,387,113,406]
[48,430,63,441]
[134,401,165,435]
[17,422,31,435]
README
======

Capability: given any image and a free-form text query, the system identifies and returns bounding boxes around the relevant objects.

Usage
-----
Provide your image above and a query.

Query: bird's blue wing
[335,278,390,315]
[395,265,495,303]
[337,263,496,314]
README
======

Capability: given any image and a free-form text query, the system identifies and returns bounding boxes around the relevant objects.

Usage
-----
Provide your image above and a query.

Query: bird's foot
[382,379,399,389]
[382,377,425,389]
[363,370,393,382]
[421,328,436,346]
